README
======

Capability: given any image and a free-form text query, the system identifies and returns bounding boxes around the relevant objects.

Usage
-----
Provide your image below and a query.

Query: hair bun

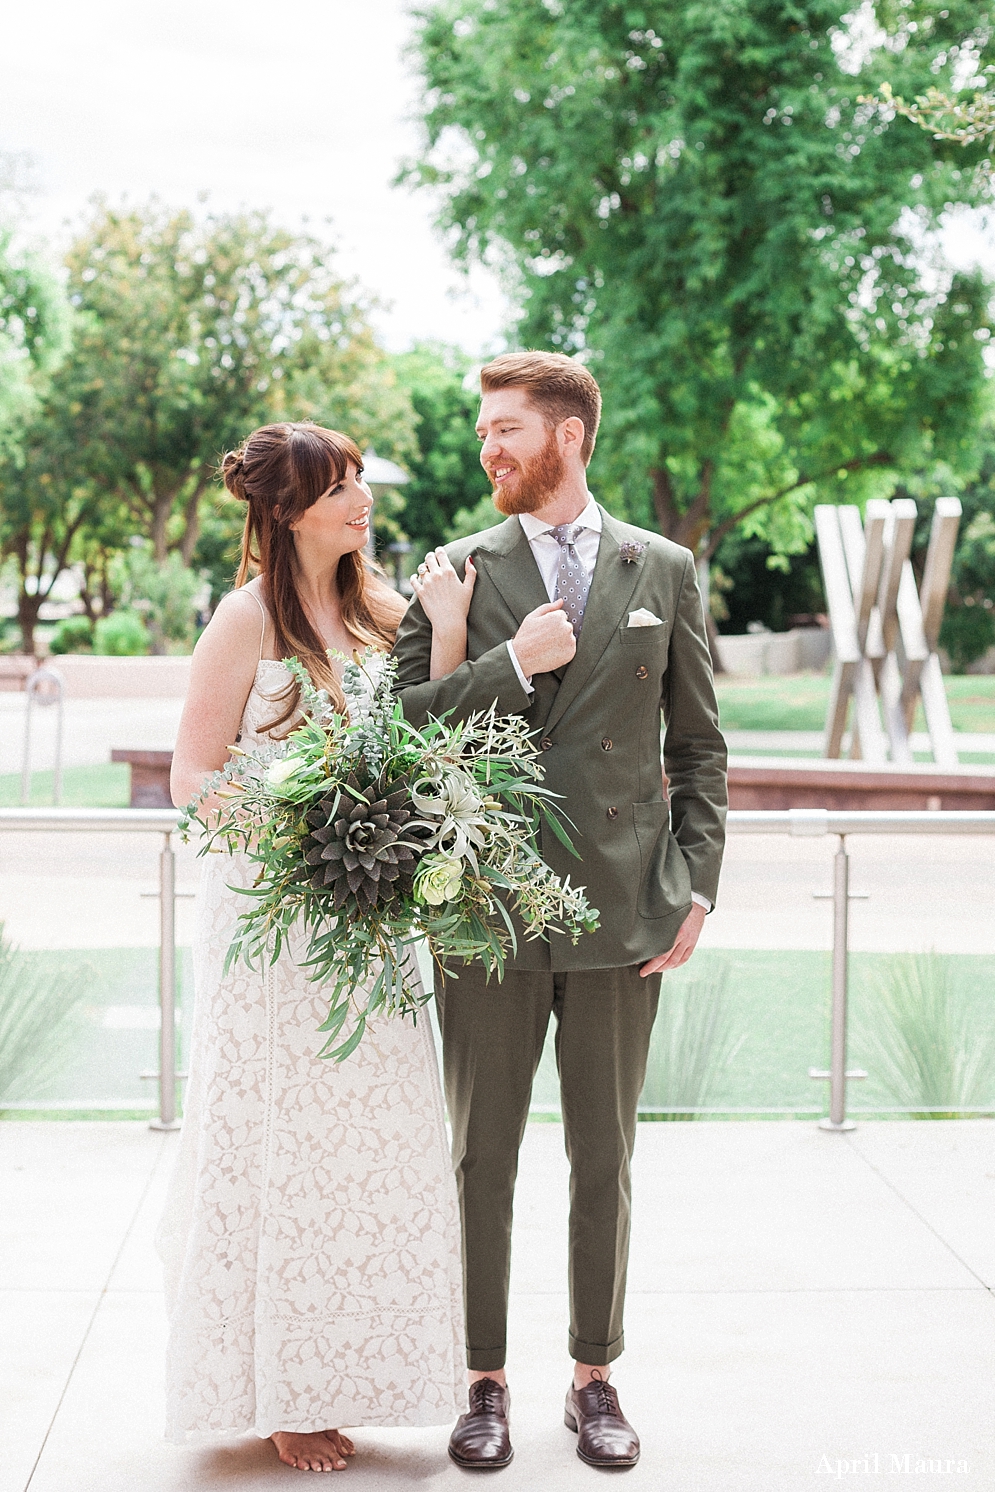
[221,448,248,499]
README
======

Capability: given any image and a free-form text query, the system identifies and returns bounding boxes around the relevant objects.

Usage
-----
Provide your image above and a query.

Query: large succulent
[301,771,422,914]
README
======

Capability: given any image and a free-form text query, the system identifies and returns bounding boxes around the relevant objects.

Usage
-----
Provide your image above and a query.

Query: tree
[406,0,994,560]
[62,201,415,567]
[932,436,995,670]
[391,343,492,557]
[1,201,418,649]
[0,231,72,652]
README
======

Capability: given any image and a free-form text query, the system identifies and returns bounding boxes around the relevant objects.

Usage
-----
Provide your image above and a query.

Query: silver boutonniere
[618,541,646,563]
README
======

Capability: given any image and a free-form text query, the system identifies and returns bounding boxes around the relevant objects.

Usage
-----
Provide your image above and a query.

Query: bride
[159,421,475,1473]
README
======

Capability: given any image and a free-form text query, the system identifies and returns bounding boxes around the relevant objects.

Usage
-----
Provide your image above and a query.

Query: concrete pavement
[1,1119,992,1492]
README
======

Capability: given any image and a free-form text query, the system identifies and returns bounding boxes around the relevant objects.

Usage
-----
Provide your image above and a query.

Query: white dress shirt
[503,496,710,915]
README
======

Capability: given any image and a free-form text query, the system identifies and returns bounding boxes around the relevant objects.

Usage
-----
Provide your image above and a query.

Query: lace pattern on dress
[156,661,465,1441]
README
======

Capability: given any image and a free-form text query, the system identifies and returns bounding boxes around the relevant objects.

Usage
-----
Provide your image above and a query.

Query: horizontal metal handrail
[726,808,995,836]
[0,807,179,832]
[3,805,995,836]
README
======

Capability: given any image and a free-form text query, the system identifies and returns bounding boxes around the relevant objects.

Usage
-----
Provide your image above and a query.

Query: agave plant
[639,961,741,1120]
[0,924,91,1105]
[855,952,995,1118]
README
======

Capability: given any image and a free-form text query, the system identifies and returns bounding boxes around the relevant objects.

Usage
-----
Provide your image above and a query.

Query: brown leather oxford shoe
[448,1377,513,1469]
[564,1372,640,1469]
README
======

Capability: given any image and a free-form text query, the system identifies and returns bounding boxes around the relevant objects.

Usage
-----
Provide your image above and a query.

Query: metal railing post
[20,668,65,806]
[809,834,867,1130]
[827,838,853,1130]
[149,831,181,1131]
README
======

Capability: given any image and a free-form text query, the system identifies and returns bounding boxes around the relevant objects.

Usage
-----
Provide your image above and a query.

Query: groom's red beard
[488,429,566,515]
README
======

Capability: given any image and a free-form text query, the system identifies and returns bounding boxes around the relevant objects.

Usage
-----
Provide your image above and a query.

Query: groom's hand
[511,600,577,677]
[639,903,707,977]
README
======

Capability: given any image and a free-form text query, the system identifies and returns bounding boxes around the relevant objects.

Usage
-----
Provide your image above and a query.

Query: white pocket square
[627,609,664,628]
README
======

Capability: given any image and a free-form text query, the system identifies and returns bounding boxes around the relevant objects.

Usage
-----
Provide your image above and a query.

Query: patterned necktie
[549,524,591,638]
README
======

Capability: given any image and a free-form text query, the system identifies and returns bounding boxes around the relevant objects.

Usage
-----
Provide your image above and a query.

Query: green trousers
[435,963,661,1371]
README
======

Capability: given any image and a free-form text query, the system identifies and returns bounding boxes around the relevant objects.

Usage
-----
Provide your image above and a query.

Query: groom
[393,352,727,1470]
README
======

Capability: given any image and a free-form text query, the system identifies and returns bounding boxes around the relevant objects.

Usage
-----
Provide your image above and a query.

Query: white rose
[266,755,305,786]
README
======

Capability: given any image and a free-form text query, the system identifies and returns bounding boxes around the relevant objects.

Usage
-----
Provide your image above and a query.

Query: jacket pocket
[619,620,668,646]
[632,800,691,919]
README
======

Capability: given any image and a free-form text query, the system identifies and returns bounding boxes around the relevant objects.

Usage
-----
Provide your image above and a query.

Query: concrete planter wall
[32,655,191,698]
[714,627,832,677]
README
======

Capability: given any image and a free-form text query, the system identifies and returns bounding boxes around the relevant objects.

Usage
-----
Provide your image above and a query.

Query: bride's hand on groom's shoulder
[410,547,477,627]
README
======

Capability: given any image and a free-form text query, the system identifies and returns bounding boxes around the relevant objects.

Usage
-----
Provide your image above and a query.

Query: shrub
[93,609,149,656]
[49,615,94,654]
[0,923,91,1104]
[124,549,202,652]
[856,952,995,1117]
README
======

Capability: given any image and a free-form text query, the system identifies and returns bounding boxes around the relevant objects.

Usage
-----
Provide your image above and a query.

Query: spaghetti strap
[243,588,269,663]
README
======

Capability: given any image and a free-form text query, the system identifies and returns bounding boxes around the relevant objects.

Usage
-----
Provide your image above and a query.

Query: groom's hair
[479,351,602,465]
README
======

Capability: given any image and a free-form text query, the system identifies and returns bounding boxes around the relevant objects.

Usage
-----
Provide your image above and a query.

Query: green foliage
[446,492,503,542]
[93,609,149,656]
[407,0,994,556]
[392,343,492,557]
[120,546,202,653]
[712,531,826,633]
[929,428,995,669]
[0,923,91,1104]
[0,200,420,649]
[48,615,94,654]
[57,200,415,564]
[856,952,995,1115]
[0,233,70,460]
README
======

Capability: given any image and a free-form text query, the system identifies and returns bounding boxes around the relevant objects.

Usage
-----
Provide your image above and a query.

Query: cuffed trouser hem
[570,1332,624,1365]
[467,1347,507,1371]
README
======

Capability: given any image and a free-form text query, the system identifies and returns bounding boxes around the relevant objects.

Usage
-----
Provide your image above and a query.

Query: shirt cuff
[690,892,712,913]
[506,641,534,695]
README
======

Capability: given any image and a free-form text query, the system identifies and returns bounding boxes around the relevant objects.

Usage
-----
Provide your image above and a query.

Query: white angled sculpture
[815,497,962,768]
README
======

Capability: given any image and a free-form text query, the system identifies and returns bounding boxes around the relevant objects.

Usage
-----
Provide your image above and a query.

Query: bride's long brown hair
[222,421,405,730]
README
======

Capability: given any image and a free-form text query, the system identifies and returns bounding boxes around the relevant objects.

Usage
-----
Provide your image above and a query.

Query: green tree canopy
[407,0,995,558]
[391,342,492,557]
[1,201,417,650]
[60,201,414,564]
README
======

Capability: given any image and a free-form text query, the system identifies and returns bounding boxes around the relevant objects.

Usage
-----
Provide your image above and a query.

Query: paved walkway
[0,695,184,776]
[2,1119,993,1491]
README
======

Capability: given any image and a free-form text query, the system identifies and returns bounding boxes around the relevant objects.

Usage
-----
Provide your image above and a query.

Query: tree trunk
[179,476,208,567]
[651,464,713,555]
[17,590,43,656]
[150,492,173,564]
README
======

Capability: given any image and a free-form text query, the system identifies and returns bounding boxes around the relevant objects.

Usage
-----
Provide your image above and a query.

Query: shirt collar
[518,494,602,541]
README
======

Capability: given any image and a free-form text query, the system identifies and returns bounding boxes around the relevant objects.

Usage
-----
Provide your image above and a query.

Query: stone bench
[111,749,175,808]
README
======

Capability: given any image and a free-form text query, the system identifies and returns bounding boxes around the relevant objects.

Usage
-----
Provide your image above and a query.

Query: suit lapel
[542,510,645,735]
[472,516,550,626]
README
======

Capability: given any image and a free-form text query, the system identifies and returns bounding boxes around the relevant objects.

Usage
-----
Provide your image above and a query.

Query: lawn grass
[0,762,129,808]
[714,671,995,734]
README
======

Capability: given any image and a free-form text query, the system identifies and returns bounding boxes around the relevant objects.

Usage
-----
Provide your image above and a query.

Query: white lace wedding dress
[156,659,465,1443]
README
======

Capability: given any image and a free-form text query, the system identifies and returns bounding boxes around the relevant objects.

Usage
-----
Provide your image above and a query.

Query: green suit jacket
[392,505,727,970]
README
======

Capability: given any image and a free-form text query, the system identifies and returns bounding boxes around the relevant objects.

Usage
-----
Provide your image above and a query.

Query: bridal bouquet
[181,652,599,1060]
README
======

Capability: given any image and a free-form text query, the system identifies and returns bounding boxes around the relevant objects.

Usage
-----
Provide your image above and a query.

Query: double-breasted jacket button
[606,806,618,819]
[635,665,649,680]
[540,736,553,751]
[601,738,613,751]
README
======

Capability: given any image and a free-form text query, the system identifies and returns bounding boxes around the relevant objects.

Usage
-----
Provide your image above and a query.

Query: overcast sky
[0,0,509,353]
[2,2,993,358]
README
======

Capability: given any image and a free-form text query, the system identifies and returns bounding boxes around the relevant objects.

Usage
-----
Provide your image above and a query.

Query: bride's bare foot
[270,1430,355,1472]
